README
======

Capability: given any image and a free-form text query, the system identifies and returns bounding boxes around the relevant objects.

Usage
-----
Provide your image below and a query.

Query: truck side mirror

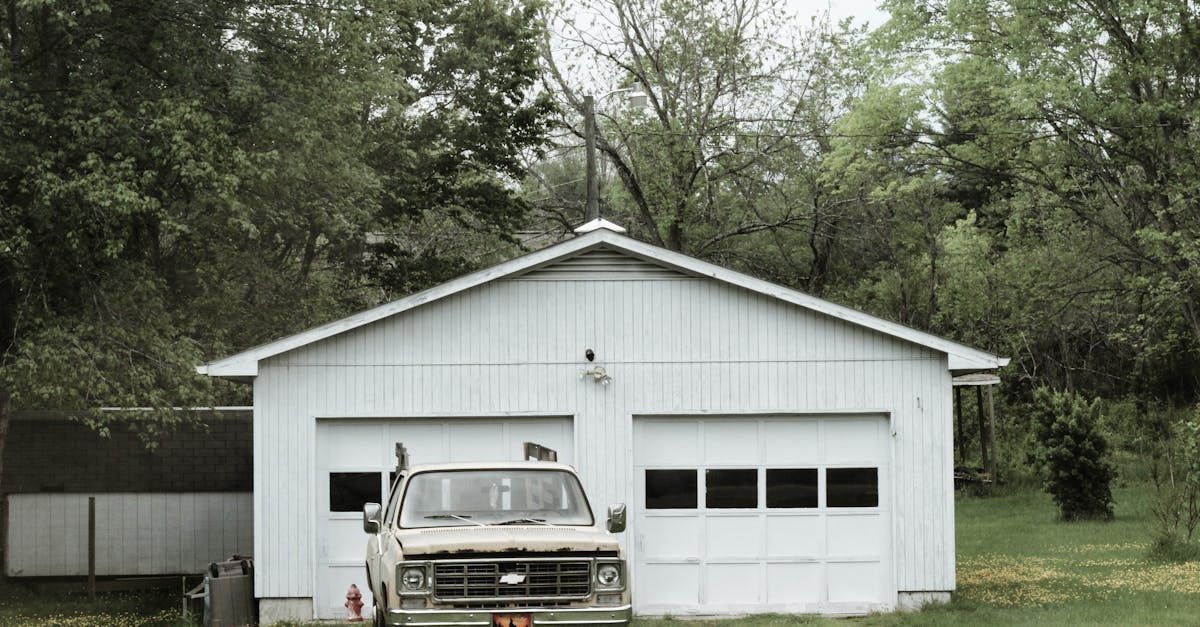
[606,503,627,533]
[363,502,382,534]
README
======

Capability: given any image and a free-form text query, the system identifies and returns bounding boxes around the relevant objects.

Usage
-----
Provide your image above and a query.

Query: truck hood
[395,525,619,557]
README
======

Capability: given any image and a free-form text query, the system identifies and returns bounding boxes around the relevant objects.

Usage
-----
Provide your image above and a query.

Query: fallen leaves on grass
[3,608,180,627]
[957,555,1075,606]
[1098,561,1200,595]
[957,549,1200,609]
[1052,543,1144,554]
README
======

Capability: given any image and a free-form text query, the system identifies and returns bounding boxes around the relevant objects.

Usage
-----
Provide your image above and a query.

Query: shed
[2,408,253,579]
[198,220,1007,622]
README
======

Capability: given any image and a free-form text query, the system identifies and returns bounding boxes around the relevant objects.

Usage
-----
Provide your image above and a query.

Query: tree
[540,0,867,265]
[1149,416,1200,553]
[878,0,1200,397]
[1033,387,1116,521]
[0,0,552,487]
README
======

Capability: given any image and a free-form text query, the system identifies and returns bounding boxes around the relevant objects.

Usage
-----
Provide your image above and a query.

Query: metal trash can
[184,556,255,626]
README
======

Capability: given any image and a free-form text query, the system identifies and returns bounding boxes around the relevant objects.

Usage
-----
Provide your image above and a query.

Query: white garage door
[315,417,574,619]
[633,415,892,615]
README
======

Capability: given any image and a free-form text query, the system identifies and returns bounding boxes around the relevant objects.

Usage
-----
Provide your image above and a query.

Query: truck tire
[373,585,387,627]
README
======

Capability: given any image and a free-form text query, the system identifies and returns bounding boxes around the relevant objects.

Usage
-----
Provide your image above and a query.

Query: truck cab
[363,443,631,626]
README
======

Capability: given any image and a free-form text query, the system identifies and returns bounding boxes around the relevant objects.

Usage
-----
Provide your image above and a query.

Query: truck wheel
[373,585,387,627]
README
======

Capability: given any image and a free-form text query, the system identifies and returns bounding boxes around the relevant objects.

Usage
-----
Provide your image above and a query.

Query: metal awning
[953,373,1000,387]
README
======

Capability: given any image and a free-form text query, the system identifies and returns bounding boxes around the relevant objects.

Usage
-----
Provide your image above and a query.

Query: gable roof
[198,223,1008,379]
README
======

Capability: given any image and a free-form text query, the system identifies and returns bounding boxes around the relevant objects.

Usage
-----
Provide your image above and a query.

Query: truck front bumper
[385,605,632,626]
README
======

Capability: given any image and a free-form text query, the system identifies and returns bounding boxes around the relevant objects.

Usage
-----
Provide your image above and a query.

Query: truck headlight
[401,567,426,590]
[596,563,621,587]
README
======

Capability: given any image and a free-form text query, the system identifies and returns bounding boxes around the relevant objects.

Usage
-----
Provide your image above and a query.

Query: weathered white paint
[199,230,1007,378]
[515,248,682,280]
[632,415,892,615]
[5,493,252,577]
[258,598,313,623]
[574,217,627,233]
[897,591,952,611]
[244,257,959,614]
[313,417,574,619]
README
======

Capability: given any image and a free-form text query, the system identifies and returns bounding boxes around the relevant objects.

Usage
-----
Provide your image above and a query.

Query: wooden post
[986,385,998,483]
[954,387,964,465]
[0,390,10,582]
[88,496,96,599]
[583,95,599,221]
[975,386,990,479]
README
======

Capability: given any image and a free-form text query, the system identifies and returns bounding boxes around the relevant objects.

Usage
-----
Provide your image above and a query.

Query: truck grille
[433,559,592,601]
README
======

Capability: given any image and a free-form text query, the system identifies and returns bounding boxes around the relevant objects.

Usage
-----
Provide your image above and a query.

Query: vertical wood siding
[5,493,252,577]
[254,274,954,599]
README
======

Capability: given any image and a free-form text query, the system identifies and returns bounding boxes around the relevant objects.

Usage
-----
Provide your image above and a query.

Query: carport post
[954,387,964,465]
[975,387,990,478]
[88,496,95,599]
[986,386,998,482]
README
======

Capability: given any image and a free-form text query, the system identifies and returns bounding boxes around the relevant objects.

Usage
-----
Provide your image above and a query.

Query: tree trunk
[299,225,319,279]
[667,220,683,252]
[0,389,9,489]
[806,206,833,295]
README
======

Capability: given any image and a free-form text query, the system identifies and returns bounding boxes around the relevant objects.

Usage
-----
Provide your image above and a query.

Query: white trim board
[197,226,1007,378]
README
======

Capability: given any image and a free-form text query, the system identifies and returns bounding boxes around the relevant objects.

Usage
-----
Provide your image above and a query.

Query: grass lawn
[639,481,1200,626]
[1,482,1197,625]
[0,584,184,626]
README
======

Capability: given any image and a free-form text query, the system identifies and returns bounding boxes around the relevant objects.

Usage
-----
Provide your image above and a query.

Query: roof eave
[948,354,1010,373]
[197,227,1009,380]
[197,230,613,379]
[602,232,1009,372]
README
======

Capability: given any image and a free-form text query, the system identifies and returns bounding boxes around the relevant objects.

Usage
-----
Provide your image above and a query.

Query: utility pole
[583,95,599,221]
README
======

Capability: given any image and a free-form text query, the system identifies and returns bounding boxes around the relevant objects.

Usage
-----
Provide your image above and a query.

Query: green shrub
[1148,535,1200,563]
[1032,387,1116,521]
[1148,417,1200,550]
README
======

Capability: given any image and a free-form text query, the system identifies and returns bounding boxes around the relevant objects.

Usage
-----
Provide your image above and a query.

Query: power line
[544,120,1190,143]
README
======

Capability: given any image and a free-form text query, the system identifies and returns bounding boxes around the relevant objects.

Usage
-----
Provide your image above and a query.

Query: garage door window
[766,468,818,508]
[645,469,697,509]
[826,467,878,507]
[705,469,757,508]
[329,472,382,512]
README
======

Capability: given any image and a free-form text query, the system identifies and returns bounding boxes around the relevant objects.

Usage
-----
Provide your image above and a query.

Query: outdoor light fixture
[580,366,612,386]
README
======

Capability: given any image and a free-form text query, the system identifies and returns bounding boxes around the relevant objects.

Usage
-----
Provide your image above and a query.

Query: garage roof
[198,220,1008,379]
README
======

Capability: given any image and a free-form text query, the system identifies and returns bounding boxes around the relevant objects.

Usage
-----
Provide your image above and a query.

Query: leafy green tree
[0,0,552,485]
[1033,387,1116,521]
[541,0,867,262]
[878,0,1200,398]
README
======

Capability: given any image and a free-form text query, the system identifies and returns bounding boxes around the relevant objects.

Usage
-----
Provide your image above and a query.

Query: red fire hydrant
[345,583,364,621]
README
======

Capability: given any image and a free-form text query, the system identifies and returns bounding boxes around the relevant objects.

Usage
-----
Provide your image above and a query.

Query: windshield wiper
[494,517,556,527]
[424,514,485,527]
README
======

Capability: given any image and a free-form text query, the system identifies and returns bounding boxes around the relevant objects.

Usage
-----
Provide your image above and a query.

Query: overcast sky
[791,0,889,29]
[545,0,894,107]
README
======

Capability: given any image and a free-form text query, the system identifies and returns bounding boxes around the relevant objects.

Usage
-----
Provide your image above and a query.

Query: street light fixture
[583,84,647,221]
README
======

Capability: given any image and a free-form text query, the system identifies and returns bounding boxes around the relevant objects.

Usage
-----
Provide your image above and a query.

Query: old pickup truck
[363,443,631,626]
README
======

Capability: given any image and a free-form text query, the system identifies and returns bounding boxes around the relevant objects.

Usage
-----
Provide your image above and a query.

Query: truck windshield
[399,469,594,528]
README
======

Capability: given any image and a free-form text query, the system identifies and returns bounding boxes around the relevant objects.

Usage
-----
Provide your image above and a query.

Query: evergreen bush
[1033,387,1116,521]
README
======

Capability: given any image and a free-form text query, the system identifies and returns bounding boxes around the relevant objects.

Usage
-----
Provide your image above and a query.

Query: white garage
[633,415,891,614]
[198,219,1007,623]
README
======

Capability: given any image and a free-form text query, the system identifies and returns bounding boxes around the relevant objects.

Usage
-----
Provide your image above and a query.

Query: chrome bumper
[386,604,632,626]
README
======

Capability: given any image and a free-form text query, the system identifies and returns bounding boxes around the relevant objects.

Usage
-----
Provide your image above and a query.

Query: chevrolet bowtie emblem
[499,572,526,585]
